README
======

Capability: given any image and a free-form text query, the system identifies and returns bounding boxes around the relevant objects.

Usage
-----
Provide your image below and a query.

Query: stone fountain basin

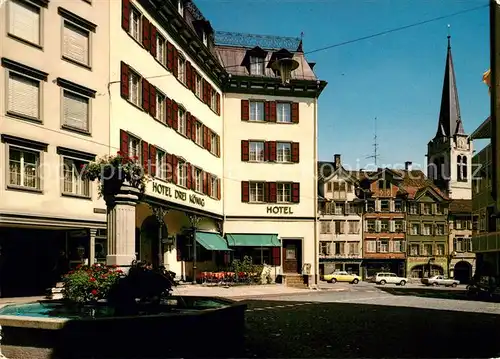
[0,296,247,359]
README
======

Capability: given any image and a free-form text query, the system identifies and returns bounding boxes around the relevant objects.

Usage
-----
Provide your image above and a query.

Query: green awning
[196,232,230,251]
[225,233,280,247]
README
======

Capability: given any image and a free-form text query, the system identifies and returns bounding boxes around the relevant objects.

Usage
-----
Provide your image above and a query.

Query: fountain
[0,262,246,359]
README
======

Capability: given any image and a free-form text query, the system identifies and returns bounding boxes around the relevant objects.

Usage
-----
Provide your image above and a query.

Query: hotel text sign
[152,182,205,207]
[267,206,294,215]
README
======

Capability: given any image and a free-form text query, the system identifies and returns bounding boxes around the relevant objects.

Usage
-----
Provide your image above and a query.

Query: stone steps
[284,275,308,289]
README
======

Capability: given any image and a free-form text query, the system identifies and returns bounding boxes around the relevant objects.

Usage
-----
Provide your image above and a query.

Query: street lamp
[271,57,299,85]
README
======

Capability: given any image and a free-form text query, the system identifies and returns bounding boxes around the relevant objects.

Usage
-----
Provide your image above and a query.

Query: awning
[196,232,230,251]
[225,233,280,247]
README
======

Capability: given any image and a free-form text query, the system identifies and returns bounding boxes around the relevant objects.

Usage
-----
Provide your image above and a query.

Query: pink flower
[91,289,98,296]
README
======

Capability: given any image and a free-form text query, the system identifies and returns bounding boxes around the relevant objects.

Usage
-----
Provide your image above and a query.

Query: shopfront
[320,258,362,276]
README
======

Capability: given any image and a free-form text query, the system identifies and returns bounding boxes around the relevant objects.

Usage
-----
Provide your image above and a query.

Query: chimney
[334,154,341,168]
[405,161,412,171]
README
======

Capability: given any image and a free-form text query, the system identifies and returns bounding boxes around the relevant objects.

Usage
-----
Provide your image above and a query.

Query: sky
[196,0,490,172]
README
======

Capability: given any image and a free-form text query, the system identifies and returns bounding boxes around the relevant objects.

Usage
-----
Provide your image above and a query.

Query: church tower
[427,35,473,200]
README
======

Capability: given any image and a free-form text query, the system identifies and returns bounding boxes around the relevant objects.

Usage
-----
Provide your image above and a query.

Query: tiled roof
[449,199,472,213]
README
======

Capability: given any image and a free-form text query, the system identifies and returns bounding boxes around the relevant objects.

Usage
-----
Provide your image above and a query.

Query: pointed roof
[435,35,465,138]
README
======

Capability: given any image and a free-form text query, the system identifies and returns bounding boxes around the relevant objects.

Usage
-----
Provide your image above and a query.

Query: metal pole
[192,225,197,284]
[158,224,163,268]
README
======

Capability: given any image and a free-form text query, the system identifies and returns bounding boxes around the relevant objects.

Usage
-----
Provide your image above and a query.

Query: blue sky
[196,0,490,171]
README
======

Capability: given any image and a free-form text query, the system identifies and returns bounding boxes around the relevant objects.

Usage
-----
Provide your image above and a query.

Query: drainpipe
[313,96,319,286]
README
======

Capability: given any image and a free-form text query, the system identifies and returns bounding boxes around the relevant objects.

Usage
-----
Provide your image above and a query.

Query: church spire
[435,33,465,138]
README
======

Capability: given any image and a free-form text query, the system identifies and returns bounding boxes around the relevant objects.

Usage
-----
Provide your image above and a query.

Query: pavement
[241,281,500,358]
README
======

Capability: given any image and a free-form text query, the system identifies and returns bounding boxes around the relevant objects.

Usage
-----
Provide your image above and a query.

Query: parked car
[323,271,360,284]
[372,272,407,286]
[421,275,459,287]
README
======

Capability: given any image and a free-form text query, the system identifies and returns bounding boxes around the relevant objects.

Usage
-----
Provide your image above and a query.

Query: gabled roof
[395,169,449,200]
[317,161,359,184]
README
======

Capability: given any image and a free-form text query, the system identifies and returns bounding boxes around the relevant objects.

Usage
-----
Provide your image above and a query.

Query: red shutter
[264,142,270,161]
[150,25,157,57]
[149,85,157,117]
[269,182,277,203]
[217,178,221,200]
[203,126,208,149]
[216,135,220,157]
[264,101,270,121]
[207,174,212,197]
[207,130,212,152]
[166,42,174,71]
[121,0,130,31]
[149,145,157,176]
[120,62,129,99]
[191,118,197,141]
[241,140,249,161]
[120,130,129,157]
[241,100,249,121]
[191,70,197,94]
[186,163,192,189]
[291,102,299,123]
[291,142,300,163]
[203,172,208,194]
[186,112,192,139]
[271,247,281,266]
[186,61,192,89]
[142,141,149,174]
[264,182,269,202]
[172,100,179,131]
[166,153,173,182]
[269,101,277,122]
[216,93,221,115]
[269,141,277,162]
[241,181,249,203]
[292,183,300,203]
[176,246,182,261]
[166,98,172,127]
[173,48,179,78]
[172,156,178,184]
[142,17,150,49]
[142,78,150,111]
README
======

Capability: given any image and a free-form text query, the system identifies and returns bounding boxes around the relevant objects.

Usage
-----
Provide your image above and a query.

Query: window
[128,70,141,106]
[62,90,90,133]
[62,21,90,67]
[128,135,141,159]
[277,183,291,203]
[195,122,203,146]
[156,150,167,180]
[436,244,445,255]
[348,242,358,255]
[7,72,40,120]
[249,141,264,162]
[380,200,390,212]
[249,56,264,75]
[365,240,376,253]
[194,167,203,192]
[334,242,345,255]
[436,224,445,235]
[408,203,418,214]
[453,237,471,252]
[153,92,165,122]
[348,203,359,214]
[435,203,442,214]
[326,182,333,193]
[366,220,375,233]
[393,240,404,252]
[210,176,218,197]
[380,219,389,232]
[249,101,264,121]
[277,142,291,162]
[422,223,432,236]
[457,155,468,181]
[320,222,331,234]
[378,240,389,253]
[334,221,344,234]
[348,221,359,234]
[410,244,420,256]
[320,242,330,255]
[423,203,432,215]
[8,146,40,190]
[178,160,187,187]
[156,34,165,65]
[178,108,186,135]
[62,157,90,197]
[277,103,291,123]
[195,73,202,98]
[395,220,404,232]
[395,200,403,212]
[378,180,390,189]
[334,202,344,215]
[178,56,186,84]
[210,132,218,155]
[210,89,217,111]
[129,6,141,42]
[422,244,433,256]
[8,0,41,46]
[250,182,265,202]
[411,223,419,235]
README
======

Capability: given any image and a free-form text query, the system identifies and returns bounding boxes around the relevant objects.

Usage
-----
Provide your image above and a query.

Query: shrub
[62,264,124,304]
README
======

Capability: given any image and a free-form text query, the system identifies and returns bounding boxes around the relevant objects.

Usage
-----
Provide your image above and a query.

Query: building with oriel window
[0,0,110,296]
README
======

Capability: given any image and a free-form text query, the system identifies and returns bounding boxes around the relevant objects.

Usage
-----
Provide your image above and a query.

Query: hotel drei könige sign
[148,181,217,210]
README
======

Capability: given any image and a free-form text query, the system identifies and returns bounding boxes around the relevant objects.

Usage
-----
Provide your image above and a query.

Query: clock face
[457,137,467,149]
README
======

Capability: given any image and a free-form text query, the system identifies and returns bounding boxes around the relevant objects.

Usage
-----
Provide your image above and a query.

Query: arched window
[457,155,467,181]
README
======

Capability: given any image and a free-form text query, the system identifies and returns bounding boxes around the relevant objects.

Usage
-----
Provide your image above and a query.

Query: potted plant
[82,151,149,198]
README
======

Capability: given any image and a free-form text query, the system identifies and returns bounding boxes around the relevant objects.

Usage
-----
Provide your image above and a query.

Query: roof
[215,45,318,81]
[317,161,359,183]
[470,116,491,140]
[434,36,465,139]
[449,199,472,213]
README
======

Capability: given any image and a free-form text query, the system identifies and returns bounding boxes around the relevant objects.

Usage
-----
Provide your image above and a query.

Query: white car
[373,272,408,286]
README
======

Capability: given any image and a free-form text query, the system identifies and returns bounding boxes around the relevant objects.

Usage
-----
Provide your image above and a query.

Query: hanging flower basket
[82,151,149,198]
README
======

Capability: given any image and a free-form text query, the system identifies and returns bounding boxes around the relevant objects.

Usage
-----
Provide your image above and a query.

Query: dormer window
[177,0,184,16]
[250,56,264,75]
[202,31,208,46]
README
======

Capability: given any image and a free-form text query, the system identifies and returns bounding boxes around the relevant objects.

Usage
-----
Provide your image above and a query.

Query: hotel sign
[267,206,294,215]
[152,182,205,208]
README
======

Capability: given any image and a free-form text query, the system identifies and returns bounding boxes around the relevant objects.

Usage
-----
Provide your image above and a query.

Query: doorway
[454,261,472,283]
[282,239,302,274]
[138,216,164,268]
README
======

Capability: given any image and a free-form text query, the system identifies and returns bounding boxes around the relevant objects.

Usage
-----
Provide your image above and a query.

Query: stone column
[89,229,96,265]
[106,184,140,270]
[150,205,169,268]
